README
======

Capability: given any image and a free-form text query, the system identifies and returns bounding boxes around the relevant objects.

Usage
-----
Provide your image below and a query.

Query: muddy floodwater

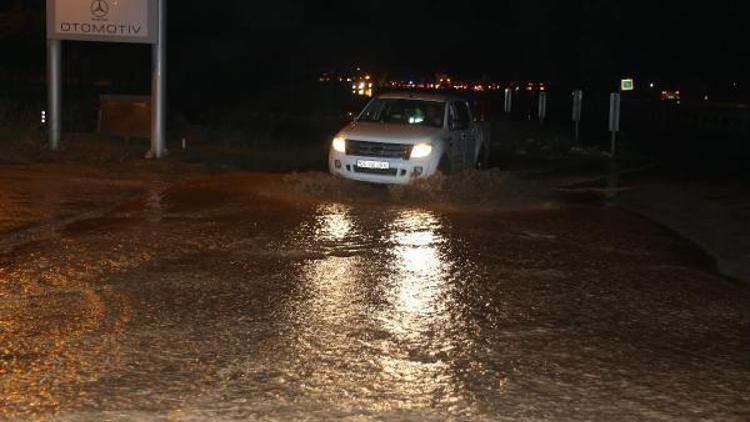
[1,164,749,420]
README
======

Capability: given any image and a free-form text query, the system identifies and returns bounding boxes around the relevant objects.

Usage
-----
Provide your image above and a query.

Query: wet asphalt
[1,164,749,420]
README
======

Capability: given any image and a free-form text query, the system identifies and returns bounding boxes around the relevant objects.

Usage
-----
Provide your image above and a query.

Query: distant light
[41,110,46,124]
[649,82,655,88]
[704,95,709,101]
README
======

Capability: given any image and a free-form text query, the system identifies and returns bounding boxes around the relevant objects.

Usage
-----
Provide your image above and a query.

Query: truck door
[455,101,477,167]
[448,101,470,170]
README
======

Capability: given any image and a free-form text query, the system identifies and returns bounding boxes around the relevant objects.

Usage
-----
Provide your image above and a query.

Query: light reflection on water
[314,203,353,241]
[382,210,450,335]
[285,203,470,410]
[295,204,455,333]
[292,203,362,325]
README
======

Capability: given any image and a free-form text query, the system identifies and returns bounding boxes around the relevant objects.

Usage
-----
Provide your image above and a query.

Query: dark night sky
[1,0,748,98]
[168,1,748,83]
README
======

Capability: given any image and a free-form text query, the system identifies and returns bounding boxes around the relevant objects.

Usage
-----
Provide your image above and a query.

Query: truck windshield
[358,99,445,128]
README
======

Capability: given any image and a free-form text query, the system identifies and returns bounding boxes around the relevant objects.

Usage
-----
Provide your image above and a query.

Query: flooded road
[1,165,749,420]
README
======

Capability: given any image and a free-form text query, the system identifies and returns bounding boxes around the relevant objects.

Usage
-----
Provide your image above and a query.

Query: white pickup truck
[328,92,490,184]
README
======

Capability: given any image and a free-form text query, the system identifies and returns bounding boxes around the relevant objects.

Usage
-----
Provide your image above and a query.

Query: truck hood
[339,121,441,144]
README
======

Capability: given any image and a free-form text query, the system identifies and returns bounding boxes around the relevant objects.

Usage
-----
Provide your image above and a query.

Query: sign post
[46,0,165,158]
[537,91,547,122]
[504,88,513,114]
[608,93,621,157]
[47,38,61,151]
[572,89,583,144]
[150,0,166,159]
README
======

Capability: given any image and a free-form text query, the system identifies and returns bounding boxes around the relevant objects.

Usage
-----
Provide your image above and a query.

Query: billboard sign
[47,0,158,44]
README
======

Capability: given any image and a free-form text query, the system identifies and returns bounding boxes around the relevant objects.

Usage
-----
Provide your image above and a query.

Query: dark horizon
[2,0,748,97]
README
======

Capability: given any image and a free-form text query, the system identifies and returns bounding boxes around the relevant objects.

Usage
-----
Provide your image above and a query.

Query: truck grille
[346,140,412,160]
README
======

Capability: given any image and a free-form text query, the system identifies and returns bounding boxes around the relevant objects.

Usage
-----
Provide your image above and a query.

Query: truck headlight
[410,143,433,159]
[332,137,346,153]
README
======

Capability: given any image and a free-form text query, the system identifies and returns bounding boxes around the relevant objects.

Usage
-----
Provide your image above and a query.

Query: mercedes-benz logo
[90,0,110,18]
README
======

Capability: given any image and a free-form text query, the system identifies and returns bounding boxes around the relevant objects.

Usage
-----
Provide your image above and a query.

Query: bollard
[504,88,513,114]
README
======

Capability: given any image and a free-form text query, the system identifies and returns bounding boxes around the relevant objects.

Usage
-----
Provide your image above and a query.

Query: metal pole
[48,39,61,151]
[608,92,621,157]
[538,92,547,122]
[150,0,166,159]
[572,89,583,146]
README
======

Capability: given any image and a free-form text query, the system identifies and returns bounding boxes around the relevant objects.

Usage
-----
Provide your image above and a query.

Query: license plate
[356,160,389,169]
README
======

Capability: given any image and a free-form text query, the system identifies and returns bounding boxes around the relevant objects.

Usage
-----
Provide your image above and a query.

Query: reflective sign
[47,0,158,44]
[620,78,635,92]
